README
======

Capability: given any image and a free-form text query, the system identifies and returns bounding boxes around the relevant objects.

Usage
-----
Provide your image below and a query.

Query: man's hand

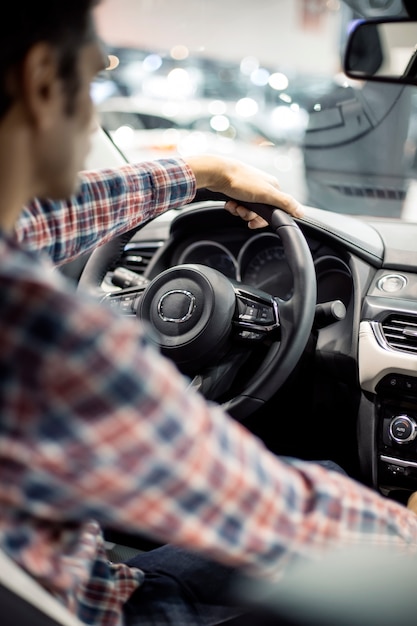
[185,154,304,229]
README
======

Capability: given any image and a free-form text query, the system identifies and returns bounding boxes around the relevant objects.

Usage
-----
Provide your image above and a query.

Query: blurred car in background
[94,0,417,218]
[97,95,308,198]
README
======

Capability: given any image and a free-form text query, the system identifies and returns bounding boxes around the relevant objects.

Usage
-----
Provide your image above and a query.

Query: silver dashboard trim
[380,455,417,470]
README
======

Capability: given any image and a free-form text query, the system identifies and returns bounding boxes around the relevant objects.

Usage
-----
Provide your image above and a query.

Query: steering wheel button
[238,303,257,322]
[259,306,274,323]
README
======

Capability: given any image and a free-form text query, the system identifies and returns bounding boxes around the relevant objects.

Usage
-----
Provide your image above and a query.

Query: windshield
[93,0,417,221]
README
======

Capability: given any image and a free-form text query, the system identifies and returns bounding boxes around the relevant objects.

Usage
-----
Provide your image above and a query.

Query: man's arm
[14,159,196,264]
[13,155,303,264]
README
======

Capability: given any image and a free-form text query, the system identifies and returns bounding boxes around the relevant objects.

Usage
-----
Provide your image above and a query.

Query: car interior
[4,1,417,624]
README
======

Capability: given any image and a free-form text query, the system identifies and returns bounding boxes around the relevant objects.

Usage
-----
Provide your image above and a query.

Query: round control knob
[389,415,417,444]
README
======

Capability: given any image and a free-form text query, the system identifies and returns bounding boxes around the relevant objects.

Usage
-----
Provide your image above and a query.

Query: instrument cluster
[178,232,294,300]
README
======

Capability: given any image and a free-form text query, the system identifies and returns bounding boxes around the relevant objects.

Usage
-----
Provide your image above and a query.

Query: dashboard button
[377,274,407,293]
[389,415,417,444]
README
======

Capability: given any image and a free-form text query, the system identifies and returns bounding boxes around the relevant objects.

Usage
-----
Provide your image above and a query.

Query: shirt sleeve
[12,159,196,265]
[6,273,417,582]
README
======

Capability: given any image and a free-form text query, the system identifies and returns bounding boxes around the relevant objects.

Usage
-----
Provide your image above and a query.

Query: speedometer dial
[239,233,293,299]
[178,241,238,279]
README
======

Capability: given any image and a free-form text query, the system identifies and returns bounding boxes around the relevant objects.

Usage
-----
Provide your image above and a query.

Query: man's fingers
[224,198,304,229]
[224,201,268,228]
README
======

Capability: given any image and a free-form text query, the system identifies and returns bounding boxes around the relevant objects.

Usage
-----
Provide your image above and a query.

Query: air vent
[120,241,163,274]
[330,185,406,201]
[381,314,417,354]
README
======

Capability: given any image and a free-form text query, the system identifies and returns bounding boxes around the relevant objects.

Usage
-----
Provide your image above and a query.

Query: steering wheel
[78,192,317,421]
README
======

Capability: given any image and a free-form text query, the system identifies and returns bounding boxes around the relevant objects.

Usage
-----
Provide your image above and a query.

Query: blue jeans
[122,460,346,625]
[123,545,243,625]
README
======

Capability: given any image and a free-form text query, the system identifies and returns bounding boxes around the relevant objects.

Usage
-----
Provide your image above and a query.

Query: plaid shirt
[1,159,417,625]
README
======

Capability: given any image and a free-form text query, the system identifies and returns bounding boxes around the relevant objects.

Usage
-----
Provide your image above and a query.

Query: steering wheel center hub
[139,264,236,373]
[157,289,196,323]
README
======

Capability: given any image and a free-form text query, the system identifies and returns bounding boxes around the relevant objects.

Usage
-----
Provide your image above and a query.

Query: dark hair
[0,0,100,118]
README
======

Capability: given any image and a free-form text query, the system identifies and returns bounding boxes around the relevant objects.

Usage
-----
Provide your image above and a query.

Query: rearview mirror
[344,18,417,85]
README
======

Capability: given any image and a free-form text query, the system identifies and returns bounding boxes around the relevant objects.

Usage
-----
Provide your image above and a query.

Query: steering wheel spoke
[187,346,251,402]
[100,285,147,316]
[232,283,280,341]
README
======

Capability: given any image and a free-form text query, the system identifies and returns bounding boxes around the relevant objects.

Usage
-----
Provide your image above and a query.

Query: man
[2,2,417,626]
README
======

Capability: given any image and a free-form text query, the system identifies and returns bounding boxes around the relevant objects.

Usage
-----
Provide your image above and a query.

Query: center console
[376,373,417,495]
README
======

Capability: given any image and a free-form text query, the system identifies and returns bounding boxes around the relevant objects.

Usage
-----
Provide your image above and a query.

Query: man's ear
[17,42,61,128]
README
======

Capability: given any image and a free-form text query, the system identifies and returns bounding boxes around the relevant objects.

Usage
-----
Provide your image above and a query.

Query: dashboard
[91,199,417,499]
[134,204,356,311]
